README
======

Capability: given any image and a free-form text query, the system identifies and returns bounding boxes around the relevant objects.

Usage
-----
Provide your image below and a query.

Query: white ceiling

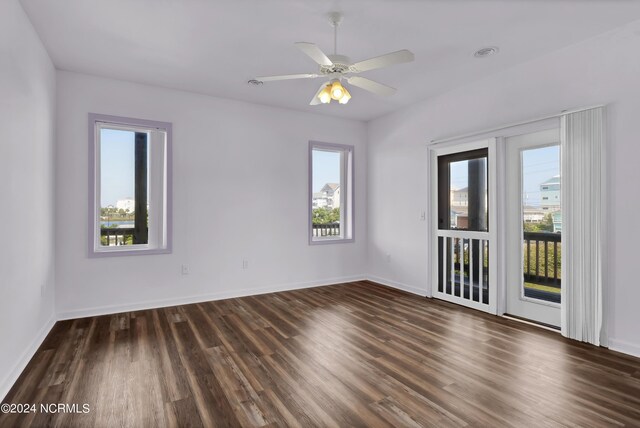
[20,0,640,121]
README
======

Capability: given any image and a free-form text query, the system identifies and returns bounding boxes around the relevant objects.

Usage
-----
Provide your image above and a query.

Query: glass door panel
[434,143,496,314]
[506,129,561,327]
[521,146,561,304]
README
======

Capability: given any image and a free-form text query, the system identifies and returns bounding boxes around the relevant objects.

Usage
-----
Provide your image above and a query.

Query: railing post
[554,241,558,285]
[526,238,530,277]
[544,239,548,279]
[535,238,540,282]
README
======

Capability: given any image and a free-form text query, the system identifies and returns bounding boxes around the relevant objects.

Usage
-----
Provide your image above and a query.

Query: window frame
[88,113,172,257]
[308,141,355,245]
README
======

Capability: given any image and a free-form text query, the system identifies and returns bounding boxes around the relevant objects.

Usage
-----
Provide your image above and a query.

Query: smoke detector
[474,46,499,58]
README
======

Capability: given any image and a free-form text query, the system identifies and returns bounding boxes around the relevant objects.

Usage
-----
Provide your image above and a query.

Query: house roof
[452,187,468,193]
[323,183,340,191]
[541,175,560,186]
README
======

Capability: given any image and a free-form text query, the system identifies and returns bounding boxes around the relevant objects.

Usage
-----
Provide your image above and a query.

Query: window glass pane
[449,157,488,231]
[522,145,561,304]
[100,128,149,246]
[311,149,341,239]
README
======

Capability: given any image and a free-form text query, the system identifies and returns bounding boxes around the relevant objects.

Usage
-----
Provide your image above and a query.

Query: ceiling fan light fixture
[330,80,345,100]
[318,85,332,104]
[338,87,351,104]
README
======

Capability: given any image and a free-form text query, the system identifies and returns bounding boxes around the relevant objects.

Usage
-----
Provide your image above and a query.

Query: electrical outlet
[181,265,190,275]
[242,258,249,269]
[420,210,426,221]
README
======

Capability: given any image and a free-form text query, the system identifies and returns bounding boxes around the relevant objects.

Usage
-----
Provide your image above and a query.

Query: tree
[312,207,340,224]
[539,213,554,232]
[524,213,554,232]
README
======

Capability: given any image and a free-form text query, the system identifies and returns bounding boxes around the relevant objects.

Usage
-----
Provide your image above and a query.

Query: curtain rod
[428,104,604,146]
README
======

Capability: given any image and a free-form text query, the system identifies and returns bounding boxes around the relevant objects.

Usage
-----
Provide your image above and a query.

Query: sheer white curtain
[561,106,605,346]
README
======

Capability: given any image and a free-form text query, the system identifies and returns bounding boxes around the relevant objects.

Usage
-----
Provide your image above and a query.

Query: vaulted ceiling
[20,0,640,120]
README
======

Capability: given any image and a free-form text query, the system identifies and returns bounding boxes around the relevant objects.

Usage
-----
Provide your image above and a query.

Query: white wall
[0,0,56,399]
[55,71,367,318]
[367,20,640,356]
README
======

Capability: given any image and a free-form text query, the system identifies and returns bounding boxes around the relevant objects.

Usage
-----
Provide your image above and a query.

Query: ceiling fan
[252,12,414,105]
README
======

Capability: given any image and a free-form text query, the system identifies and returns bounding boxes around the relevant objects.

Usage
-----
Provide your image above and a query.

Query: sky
[521,145,560,206]
[450,145,559,207]
[312,150,340,193]
[100,129,136,207]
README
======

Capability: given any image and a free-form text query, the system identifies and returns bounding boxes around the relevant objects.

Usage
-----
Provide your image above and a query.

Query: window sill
[89,247,171,258]
[309,237,355,246]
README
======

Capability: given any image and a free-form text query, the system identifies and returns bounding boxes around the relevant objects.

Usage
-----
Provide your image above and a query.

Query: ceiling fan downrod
[328,12,342,56]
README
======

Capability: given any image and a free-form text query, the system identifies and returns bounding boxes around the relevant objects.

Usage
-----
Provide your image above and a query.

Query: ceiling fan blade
[351,49,414,73]
[347,76,396,96]
[309,82,330,105]
[255,73,319,82]
[295,42,333,66]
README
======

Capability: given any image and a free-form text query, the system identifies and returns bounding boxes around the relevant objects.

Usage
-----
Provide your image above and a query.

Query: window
[89,113,172,256]
[309,141,354,244]
[438,149,488,231]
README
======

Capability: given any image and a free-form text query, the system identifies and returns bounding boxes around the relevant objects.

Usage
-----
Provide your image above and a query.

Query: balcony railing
[312,222,340,237]
[101,227,134,246]
[102,225,344,243]
[523,231,561,303]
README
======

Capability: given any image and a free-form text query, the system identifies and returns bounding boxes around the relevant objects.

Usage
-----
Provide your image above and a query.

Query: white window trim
[308,141,355,245]
[88,113,172,257]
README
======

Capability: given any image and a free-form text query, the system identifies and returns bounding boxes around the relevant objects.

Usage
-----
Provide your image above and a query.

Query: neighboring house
[115,198,135,212]
[552,211,562,233]
[523,206,546,223]
[450,210,459,228]
[313,183,340,209]
[451,187,488,209]
[455,213,469,229]
[451,187,468,207]
[540,175,560,211]
[312,192,328,208]
[539,175,561,231]
[450,185,469,229]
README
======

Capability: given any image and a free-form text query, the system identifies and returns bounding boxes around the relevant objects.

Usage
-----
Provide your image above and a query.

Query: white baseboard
[57,275,367,320]
[608,338,640,359]
[366,275,428,297]
[1,315,56,402]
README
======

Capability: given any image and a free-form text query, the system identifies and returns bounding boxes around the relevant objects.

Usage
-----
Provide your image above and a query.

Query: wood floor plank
[2,281,640,427]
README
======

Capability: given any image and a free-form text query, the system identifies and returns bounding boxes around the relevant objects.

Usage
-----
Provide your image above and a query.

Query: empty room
[2,0,640,426]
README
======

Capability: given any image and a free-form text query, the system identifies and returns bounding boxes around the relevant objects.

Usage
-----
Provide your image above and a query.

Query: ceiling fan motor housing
[321,54,352,75]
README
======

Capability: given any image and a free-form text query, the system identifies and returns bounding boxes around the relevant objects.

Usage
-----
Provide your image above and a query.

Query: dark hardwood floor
[2,281,640,427]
